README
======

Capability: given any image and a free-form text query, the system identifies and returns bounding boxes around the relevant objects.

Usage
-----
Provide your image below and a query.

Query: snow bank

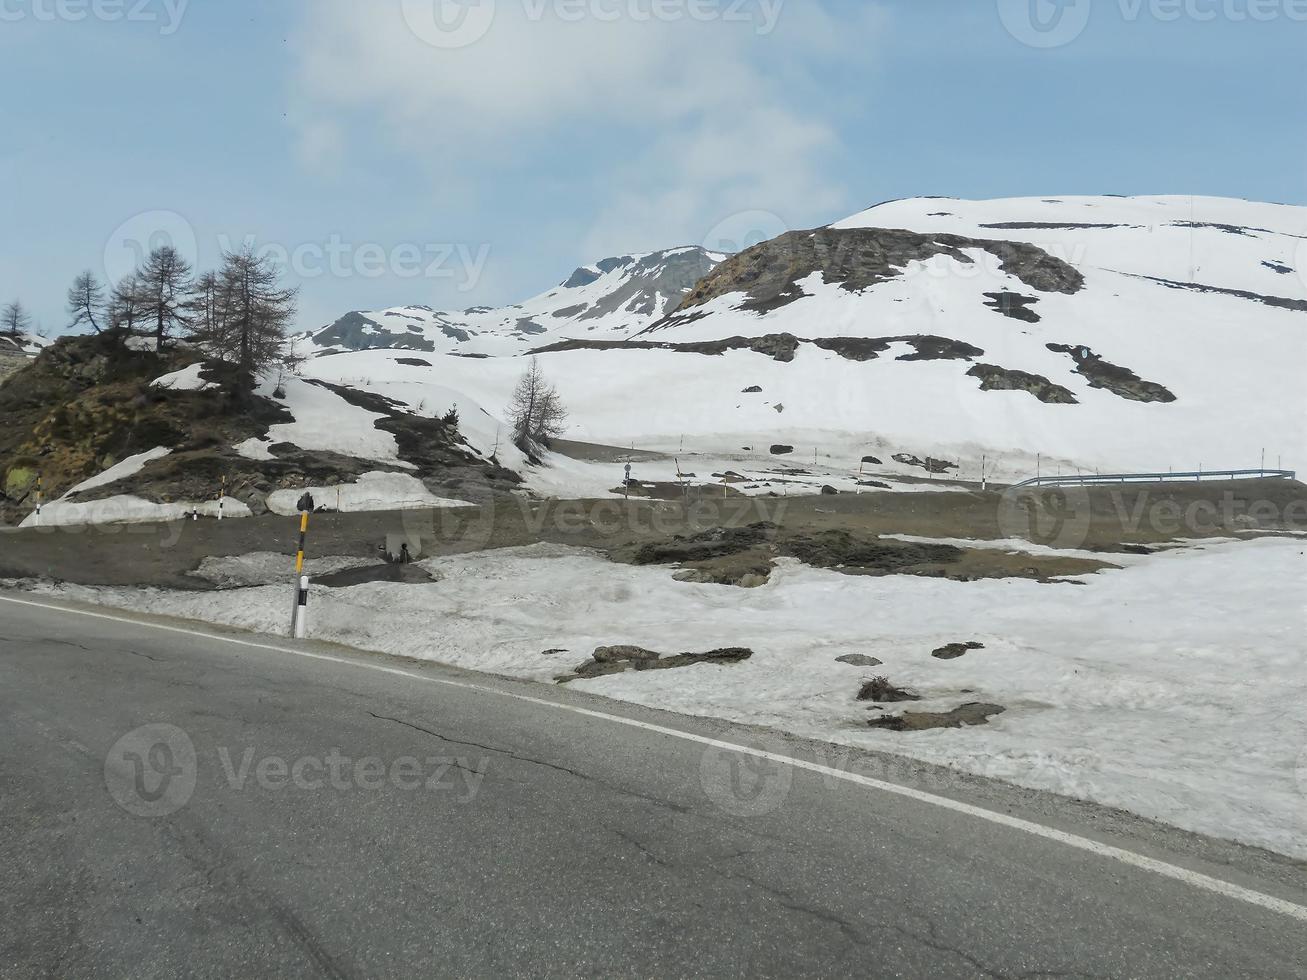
[151,363,216,391]
[20,495,251,528]
[39,536,1307,860]
[264,472,473,516]
[260,375,410,466]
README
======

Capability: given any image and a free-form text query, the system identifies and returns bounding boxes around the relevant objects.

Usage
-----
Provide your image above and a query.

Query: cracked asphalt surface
[2,596,1305,978]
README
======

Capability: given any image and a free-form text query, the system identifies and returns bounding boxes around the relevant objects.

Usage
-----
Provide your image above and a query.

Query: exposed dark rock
[557,646,753,683]
[857,676,922,703]
[1045,343,1176,403]
[1261,260,1292,275]
[394,357,432,367]
[821,485,840,495]
[632,522,777,565]
[562,267,601,288]
[552,304,589,318]
[569,248,721,324]
[862,456,882,465]
[1125,272,1307,313]
[313,311,436,352]
[932,641,985,660]
[836,654,883,667]
[666,227,1084,320]
[771,444,794,455]
[980,222,1129,231]
[892,453,957,474]
[781,530,962,571]
[594,645,661,664]
[868,703,1006,731]
[514,319,547,335]
[965,364,1078,404]
[983,290,1041,323]
[892,336,985,362]
[315,564,437,588]
[742,385,763,393]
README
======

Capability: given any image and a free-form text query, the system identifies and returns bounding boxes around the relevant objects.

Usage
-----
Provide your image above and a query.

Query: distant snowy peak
[307,246,728,356]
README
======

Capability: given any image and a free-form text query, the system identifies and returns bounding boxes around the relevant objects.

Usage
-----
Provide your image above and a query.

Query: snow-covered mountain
[305,246,727,357]
[303,195,1306,483]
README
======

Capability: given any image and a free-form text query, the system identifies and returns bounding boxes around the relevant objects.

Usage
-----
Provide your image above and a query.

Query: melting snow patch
[151,363,216,391]
[35,536,1307,860]
[264,472,473,515]
[21,494,250,527]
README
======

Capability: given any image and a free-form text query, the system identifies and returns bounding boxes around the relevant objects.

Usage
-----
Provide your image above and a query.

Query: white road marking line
[4,592,1306,923]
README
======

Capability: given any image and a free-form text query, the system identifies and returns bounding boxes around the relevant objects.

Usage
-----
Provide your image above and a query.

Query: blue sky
[1,0,1302,335]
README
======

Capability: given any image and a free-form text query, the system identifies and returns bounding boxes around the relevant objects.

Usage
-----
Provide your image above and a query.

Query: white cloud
[290,0,883,261]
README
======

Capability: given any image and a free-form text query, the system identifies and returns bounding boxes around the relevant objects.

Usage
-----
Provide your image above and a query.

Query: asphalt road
[2,594,1305,978]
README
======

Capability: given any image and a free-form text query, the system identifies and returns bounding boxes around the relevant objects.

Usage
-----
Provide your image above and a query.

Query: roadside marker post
[289,493,313,639]
[34,474,42,527]
[293,575,310,639]
[218,475,226,520]
[624,463,631,501]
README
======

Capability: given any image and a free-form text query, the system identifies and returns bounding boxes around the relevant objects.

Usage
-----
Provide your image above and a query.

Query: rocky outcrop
[532,332,983,364]
[1046,343,1176,403]
[965,364,1078,404]
[665,226,1085,319]
[555,645,753,683]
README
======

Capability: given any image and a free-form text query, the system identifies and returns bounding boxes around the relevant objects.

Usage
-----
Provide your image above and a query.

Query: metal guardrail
[1010,468,1297,489]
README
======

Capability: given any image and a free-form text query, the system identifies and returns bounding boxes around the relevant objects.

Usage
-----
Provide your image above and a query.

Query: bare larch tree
[66,271,107,334]
[1,300,33,338]
[203,245,299,381]
[507,356,568,452]
[136,245,193,350]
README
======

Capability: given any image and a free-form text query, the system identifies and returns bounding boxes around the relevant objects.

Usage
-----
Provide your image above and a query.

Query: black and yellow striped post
[290,503,311,638]
[295,508,309,574]
[34,473,43,527]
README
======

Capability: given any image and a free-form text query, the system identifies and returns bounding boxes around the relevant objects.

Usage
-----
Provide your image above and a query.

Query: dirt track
[1,478,1302,590]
